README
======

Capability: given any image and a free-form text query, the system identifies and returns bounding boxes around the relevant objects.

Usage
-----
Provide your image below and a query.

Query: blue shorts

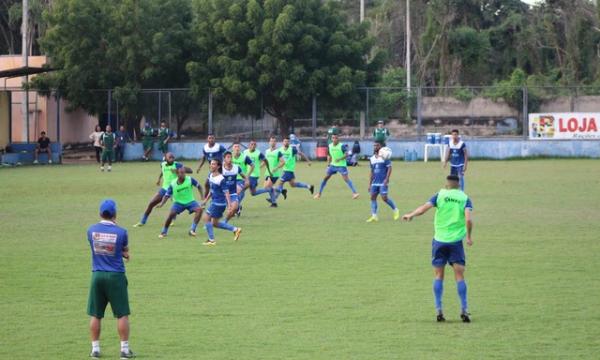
[370,184,388,195]
[450,165,464,176]
[431,239,465,267]
[265,176,279,183]
[229,193,239,204]
[157,188,168,197]
[249,176,259,190]
[171,201,200,215]
[236,179,246,189]
[281,171,295,182]
[207,203,227,219]
[327,166,348,176]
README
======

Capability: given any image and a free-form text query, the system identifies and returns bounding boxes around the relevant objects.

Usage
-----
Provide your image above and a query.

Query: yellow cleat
[313,193,321,200]
[366,215,379,223]
[189,230,197,237]
[393,209,400,220]
[203,240,216,246]
[352,193,360,200]
[233,228,242,241]
[133,222,144,228]
[158,233,167,239]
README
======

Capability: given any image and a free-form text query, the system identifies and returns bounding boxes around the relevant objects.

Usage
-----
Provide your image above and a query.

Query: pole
[22,0,29,142]
[406,0,411,91]
[208,88,213,135]
[312,95,317,140]
[417,86,422,139]
[366,88,370,126]
[107,89,111,129]
[522,87,528,139]
[360,0,364,22]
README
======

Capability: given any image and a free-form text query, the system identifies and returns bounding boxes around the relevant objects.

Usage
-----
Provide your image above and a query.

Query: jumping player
[201,159,242,245]
[156,167,204,238]
[272,136,314,202]
[314,134,359,199]
[367,142,400,222]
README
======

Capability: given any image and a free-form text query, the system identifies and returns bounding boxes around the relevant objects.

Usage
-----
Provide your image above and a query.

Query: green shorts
[101,150,114,162]
[87,271,130,318]
[142,139,154,151]
[158,141,168,153]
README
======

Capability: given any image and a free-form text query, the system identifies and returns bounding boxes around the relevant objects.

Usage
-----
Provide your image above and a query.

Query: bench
[1,142,62,164]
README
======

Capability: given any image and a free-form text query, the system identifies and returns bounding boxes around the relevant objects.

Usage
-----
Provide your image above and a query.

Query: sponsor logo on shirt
[92,232,117,256]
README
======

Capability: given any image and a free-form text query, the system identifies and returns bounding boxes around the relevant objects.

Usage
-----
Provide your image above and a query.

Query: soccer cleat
[265,198,272,204]
[282,189,288,200]
[188,230,197,237]
[352,193,360,200]
[233,228,242,241]
[107,166,112,172]
[436,311,446,322]
[309,185,315,195]
[120,350,135,359]
[158,233,167,239]
[48,160,53,164]
[133,222,145,227]
[393,209,400,220]
[313,193,321,199]
[460,311,471,323]
[236,206,242,217]
[33,160,39,164]
[203,240,216,246]
[89,350,101,358]
[366,215,379,223]
[100,166,104,172]
[270,203,278,208]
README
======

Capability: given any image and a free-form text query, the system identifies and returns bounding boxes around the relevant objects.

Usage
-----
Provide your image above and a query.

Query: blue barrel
[404,149,410,162]
[411,150,418,162]
[426,133,435,144]
[434,133,442,144]
[443,135,451,145]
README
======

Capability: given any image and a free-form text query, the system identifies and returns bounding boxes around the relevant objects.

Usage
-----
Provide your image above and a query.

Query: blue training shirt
[208,173,230,206]
[87,220,128,273]
[369,155,391,185]
[203,143,227,162]
[222,164,242,193]
[448,141,466,167]
[429,193,473,210]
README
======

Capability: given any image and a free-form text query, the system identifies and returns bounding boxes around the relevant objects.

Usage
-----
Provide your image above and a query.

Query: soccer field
[1,159,599,359]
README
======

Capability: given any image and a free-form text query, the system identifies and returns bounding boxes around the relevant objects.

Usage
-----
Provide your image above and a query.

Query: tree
[188,0,384,135]
[32,0,196,130]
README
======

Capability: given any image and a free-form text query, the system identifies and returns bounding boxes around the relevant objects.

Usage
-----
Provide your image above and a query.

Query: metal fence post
[366,88,370,128]
[417,86,422,139]
[107,89,111,128]
[312,95,317,140]
[158,91,162,125]
[522,86,528,139]
[208,88,213,135]
[55,90,60,144]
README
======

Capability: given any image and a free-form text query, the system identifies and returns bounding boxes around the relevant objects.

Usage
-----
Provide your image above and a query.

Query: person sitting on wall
[34,131,52,164]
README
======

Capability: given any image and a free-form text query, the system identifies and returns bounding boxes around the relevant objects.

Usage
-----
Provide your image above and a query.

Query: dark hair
[207,133,215,137]
[283,136,290,140]
[447,175,460,182]
[451,129,459,134]
[41,131,46,135]
[249,139,257,143]
[211,158,223,173]
[269,135,277,140]
[232,142,240,146]
[223,151,232,157]
[100,210,113,219]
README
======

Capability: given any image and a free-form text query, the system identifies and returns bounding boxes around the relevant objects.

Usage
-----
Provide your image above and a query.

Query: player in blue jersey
[271,136,314,204]
[134,152,184,227]
[86,199,135,359]
[156,167,204,238]
[201,159,242,245]
[367,142,400,222]
[196,134,227,193]
[221,151,249,222]
[444,129,468,191]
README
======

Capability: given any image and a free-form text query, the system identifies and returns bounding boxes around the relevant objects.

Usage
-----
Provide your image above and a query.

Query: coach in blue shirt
[86,199,134,359]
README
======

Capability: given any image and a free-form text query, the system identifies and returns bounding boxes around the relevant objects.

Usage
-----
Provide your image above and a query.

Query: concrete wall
[122,139,600,161]
[421,97,519,118]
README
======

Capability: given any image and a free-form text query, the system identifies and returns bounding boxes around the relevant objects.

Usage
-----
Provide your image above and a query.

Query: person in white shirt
[89,125,104,163]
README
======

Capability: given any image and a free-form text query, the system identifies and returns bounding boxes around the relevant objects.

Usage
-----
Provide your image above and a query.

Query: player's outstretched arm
[156,195,169,208]
[443,148,449,168]
[298,151,311,165]
[402,202,434,221]
[196,158,206,173]
[465,208,473,246]
[156,173,163,186]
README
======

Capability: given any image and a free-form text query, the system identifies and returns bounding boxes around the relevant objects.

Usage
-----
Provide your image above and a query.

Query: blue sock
[460,176,465,191]
[217,221,236,232]
[384,198,397,210]
[161,227,168,234]
[140,214,148,224]
[370,200,378,215]
[239,190,246,204]
[295,182,309,189]
[273,186,283,201]
[319,180,327,194]
[191,222,198,232]
[344,178,357,193]
[433,279,444,311]
[457,280,468,311]
[205,222,214,240]
[253,188,269,196]
[269,188,276,203]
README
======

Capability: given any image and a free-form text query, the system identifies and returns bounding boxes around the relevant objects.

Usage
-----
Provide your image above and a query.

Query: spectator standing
[89,125,104,163]
[34,131,52,164]
[373,120,390,145]
[115,126,131,162]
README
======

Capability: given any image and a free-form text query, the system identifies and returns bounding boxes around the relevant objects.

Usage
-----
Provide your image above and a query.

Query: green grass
[1,160,599,359]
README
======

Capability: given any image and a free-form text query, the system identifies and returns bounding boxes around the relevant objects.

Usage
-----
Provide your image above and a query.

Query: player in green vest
[100,125,116,172]
[133,152,189,227]
[141,123,154,161]
[402,175,474,323]
[271,136,314,204]
[156,167,204,238]
[327,125,340,144]
[264,136,286,207]
[314,134,359,200]
[242,140,273,199]
[230,143,255,216]
[372,120,390,145]
[157,121,173,158]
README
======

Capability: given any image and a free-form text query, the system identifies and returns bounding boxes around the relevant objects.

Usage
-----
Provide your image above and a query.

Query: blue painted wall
[123,139,600,161]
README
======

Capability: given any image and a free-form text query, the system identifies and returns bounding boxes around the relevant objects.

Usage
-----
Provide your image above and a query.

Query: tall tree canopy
[187,0,384,134]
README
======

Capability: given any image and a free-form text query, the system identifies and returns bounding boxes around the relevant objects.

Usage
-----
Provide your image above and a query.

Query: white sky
[521,0,542,4]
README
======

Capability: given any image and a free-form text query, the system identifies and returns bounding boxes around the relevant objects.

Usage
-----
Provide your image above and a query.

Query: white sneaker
[100,166,104,172]
[48,160,53,164]
[33,160,39,164]
[108,166,112,172]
